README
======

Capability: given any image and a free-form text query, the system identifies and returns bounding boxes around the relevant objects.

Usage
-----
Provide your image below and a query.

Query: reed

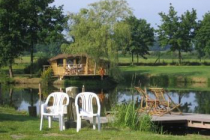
[111,102,156,132]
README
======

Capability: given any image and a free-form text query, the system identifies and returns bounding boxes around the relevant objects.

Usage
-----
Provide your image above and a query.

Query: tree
[125,16,154,64]
[61,0,132,76]
[157,4,197,64]
[0,0,27,77]
[0,0,66,77]
[195,12,210,59]
[22,0,67,75]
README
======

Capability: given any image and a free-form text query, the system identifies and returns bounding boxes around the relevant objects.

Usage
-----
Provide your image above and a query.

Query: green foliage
[24,56,49,76]
[35,42,62,58]
[109,65,124,82]
[21,0,67,75]
[0,0,27,77]
[111,102,156,131]
[0,106,208,140]
[0,70,14,84]
[0,0,67,77]
[41,67,53,85]
[195,12,210,57]
[125,16,154,63]
[62,0,133,74]
[157,4,197,64]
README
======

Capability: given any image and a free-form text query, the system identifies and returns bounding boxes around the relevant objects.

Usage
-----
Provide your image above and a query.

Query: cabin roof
[48,54,87,62]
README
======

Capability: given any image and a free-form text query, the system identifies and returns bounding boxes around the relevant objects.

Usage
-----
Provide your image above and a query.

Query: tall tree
[125,16,154,64]
[0,0,26,77]
[0,0,66,77]
[22,0,67,75]
[195,12,210,58]
[62,0,132,75]
[157,4,197,64]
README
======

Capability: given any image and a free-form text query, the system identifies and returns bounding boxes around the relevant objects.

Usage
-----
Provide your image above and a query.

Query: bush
[41,67,53,85]
[24,56,49,76]
[111,102,157,132]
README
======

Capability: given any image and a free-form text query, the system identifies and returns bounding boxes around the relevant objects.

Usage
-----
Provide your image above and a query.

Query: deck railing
[65,64,85,75]
[43,64,107,76]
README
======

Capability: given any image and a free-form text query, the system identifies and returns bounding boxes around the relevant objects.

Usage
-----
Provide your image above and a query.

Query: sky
[52,0,210,28]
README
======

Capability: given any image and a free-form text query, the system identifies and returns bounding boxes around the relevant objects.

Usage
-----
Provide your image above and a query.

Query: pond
[1,81,210,116]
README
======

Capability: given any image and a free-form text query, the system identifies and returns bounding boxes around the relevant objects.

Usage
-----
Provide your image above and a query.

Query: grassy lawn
[118,57,210,64]
[0,106,210,140]
[118,51,210,64]
[119,65,210,78]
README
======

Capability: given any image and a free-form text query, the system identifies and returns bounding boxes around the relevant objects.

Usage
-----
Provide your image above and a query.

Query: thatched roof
[48,54,88,62]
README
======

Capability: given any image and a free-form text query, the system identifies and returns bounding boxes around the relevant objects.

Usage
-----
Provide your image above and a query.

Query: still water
[1,83,210,115]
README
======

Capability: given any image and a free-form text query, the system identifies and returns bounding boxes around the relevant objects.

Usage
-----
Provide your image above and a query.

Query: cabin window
[67,58,74,64]
[57,59,63,67]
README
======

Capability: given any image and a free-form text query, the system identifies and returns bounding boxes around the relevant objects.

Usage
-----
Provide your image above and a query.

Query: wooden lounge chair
[149,88,182,116]
[134,87,160,115]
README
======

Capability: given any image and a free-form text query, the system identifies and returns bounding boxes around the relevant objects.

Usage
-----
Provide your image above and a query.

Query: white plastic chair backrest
[45,92,69,113]
[75,92,101,115]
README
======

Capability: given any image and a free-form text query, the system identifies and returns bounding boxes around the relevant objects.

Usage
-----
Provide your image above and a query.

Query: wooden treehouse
[43,54,109,79]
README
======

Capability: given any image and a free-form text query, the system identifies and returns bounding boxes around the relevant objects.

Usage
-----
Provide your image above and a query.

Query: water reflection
[1,84,210,115]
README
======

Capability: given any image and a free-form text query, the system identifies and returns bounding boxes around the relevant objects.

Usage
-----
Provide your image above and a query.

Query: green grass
[0,106,210,140]
[118,51,210,64]
[2,56,38,71]
[120,65,210,78]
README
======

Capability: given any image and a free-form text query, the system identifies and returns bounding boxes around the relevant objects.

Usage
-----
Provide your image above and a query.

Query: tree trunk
[178,49,182,64]
[137,53,139,64]
[131,52,134,65]
[9,88,13,106]
[94,62,97,75]
[30,42,34,76]
[154,51,161,64]
[8,63,13,78]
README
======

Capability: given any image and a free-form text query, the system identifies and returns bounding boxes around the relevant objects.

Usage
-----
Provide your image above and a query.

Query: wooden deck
[62,74,109,80]
[152,113,210,129]
[90,113,210,130]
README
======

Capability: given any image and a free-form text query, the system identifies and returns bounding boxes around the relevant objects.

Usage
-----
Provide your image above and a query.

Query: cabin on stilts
[43,54,110,79]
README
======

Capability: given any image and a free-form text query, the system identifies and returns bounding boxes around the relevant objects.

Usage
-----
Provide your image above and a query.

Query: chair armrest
[41,103,48,113]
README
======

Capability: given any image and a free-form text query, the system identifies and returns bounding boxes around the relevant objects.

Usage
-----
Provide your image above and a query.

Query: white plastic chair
[40,92,69,131]
[75,92,101,132]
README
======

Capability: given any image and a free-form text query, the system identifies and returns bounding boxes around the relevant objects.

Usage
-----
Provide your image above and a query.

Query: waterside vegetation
[1,106,210,140]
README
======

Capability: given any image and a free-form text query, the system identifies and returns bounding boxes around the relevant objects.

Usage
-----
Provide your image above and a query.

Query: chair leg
[93,117,96,130]
[76,116,81,132]
[97,116,101,131]
[40,115,43,131]
[59,115,63,131]
[59,115,65,131]
[48,116,52,128]
[62,115,65,130]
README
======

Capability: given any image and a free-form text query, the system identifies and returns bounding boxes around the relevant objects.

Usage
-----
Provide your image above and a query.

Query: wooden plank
[188,120,210,129]
[152,113,210,129]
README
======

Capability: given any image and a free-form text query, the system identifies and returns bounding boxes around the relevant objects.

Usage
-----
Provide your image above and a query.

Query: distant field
[1,54,210,79]
[118,51,210,64]
[119,65,210,79]
[118,56,210,64]
[14,56,38,64]
[2,56,37,74]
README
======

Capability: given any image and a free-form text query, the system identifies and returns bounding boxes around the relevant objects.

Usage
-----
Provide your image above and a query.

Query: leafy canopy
[157,4,197,64]
[195,12,210,56]
[61,0,133,65]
